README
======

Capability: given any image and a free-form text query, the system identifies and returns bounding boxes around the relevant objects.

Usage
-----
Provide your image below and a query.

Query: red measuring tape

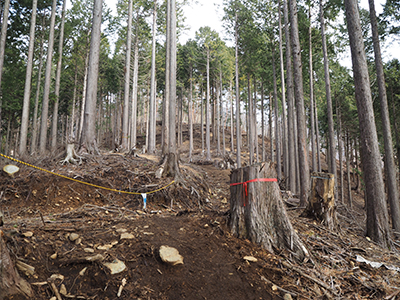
[230,178,278,206]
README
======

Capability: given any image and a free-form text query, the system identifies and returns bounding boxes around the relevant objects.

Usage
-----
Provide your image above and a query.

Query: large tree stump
[230,162,308,261]
[0,230,33,299]
[303,172,337,230]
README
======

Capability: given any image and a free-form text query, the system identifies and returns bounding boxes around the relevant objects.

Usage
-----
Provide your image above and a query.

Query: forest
[1,0,400,299]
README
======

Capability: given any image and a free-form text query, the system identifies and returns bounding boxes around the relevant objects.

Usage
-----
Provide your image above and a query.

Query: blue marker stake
[141,193,147,210]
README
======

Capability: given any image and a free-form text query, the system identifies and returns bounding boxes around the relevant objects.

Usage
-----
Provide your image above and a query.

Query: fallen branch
[281,260,339,297]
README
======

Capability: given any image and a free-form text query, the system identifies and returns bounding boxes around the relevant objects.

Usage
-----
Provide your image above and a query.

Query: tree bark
[80,0,102,154]
[39,0,58,155]
[163,0,180,178]
[309,5,316,172]
[30,20,45,155]
[148,0,157,154]
[130,35,139,150]
[0,231,33,299]
[0,0,10,153]
[206,47,211,161]
[51,0,67,152]
[230,162,308,261]
[368,0,400,234]
[303,172,337,230]
[235,12,241,168]
[290,0,309,206]
[272,45,281,179]
[278,0,288,177]
[320,0,336,180]
[345,0,390,247]
[284,0,296,193]
[122,0,133,150]
[19,0,38,156]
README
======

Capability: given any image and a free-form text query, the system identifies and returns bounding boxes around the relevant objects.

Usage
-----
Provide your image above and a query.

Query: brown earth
[1,130,400,300]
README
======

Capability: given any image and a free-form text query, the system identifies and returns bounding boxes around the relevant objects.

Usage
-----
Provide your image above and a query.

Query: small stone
[86,254,105,262]
[79,267,87,276]
[284,294,293,300]
[75,238,82,245]
[69,233,79,242]
[221,198,228,204]
[50,253,57,260]
[103,259,127,274]
[116,228,127,233]
[97,244,113,250]
[32,190,37,197]
[84,248,95,253]
[159,245,184,266]
[272,285,278,291]
[120,233,134,240]
[243,256,258,262]
[59,284,67,295]
[23,231,33,237]
[50,297,57,300]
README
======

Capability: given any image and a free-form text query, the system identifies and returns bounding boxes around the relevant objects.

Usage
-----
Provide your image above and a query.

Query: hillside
[1,126,400,300]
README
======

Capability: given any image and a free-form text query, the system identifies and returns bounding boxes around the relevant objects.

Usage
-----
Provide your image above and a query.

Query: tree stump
[303,172,337,230]
[0,230,33,299]
[230,162,308,261]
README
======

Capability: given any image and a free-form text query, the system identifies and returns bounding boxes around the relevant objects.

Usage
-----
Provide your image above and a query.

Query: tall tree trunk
[229,80,234,153]
[345,0,390,247]
[289,0,309,206]
[39,0,57,154]
[201,88,204,154]
[272,45,281,179]
[122,0,133,150]
[284,0,296,193]
[309,5,317,172]
[278,0,288,177]
[19,0,38,156]
[217,68,222,155]
[315,100,322,172]
[130,35,139,149]
[163,0,179,178]
[80,0,102,154]
[254,77,259,163]
[0,0,10,153]
[31,22,45,155]
[261,81,265,161]
[148,0,157,154]
[235,12,241,168]
[79,50,89,141]
[248,74,254,165]
[345,131,353,207]
[269,92,273,162]
[206,47,211,161]
[70,63,78,140]
[368,0,400,234]
[337,101,344,204]
[162,1,170,156]
[320,0,336,180]
[188,67,193,160]
[51,0,67,152]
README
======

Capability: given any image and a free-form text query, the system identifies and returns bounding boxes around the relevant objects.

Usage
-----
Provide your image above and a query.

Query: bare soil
[1,130,400,300]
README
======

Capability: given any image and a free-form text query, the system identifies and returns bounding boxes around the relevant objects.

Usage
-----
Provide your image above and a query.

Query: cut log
[0,230,33,299]
[302,172,337,230]
[229,162,308,261]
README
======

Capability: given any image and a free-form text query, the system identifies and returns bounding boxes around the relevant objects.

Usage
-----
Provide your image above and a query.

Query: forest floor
[1,128,400,300]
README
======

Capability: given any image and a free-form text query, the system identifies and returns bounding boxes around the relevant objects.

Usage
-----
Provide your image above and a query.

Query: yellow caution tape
[0,153,174,195]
